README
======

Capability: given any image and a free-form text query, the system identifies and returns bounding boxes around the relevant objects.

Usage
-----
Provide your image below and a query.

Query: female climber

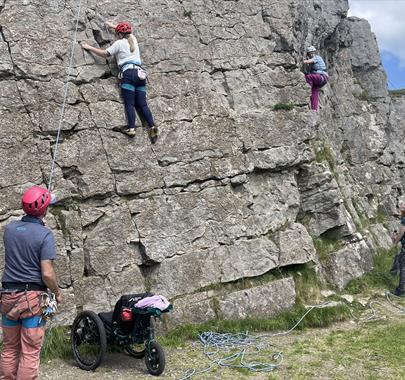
[81,21,158,143]
[303,46,329,111]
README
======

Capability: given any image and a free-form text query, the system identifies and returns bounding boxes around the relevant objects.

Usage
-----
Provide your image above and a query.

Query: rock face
[0,0,402,324]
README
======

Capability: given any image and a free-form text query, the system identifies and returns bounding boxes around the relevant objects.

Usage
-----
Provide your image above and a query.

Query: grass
[314,142,337,174]
[183,9,192,18]
[41,326,72,361]
[272,321,405,379]
[273,102,295,111]
[160,303,351,348]
[355,90,376,102]
[345,247,398,295]
[389,88,405,97]
[312,235,343,262]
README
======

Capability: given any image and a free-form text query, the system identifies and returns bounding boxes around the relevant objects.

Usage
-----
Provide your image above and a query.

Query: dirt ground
[40,297,405,380]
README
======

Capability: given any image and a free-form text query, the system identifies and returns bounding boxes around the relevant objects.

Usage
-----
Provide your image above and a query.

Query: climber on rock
[391,202,405,297]
[81,21,158,143]
[303,46,329,111]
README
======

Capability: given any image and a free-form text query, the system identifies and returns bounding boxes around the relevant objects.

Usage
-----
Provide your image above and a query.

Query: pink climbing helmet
[115,22,132,34]
[22,186,53,216]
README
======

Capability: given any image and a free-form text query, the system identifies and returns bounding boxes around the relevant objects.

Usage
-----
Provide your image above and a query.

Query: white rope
[48,0,83,191]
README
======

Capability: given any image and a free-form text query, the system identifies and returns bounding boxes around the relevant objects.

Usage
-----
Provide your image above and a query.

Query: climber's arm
[81,43,110,58]
[303,58,315,64]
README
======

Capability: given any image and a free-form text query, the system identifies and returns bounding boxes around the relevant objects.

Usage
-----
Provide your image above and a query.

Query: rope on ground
[48,0,83,191]
[385,291,405,313]
[178,301,332,380]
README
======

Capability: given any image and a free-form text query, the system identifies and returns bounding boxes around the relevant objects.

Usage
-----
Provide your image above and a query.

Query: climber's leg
[134,87,155,128]
[305,74,324,111]
[311,86,321,111]
[121,84,136,131]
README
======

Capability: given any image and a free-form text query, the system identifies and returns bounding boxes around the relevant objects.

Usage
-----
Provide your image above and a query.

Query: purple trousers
[305,73,328,111]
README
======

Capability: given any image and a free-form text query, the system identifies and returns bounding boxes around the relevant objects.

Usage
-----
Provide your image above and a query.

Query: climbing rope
[48,0,83,191]
[178,302,332,380]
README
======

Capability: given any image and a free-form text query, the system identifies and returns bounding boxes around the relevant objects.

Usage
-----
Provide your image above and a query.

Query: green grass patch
[375,205,388,226]
[41,326,72,361]
[355,90,376,102]
[313,235,343,262]
[314,143,336,174]
[161,303,351,348]
[183,9,192,18]
[345,247,398,294]
[389,88,405,97]
[273,102,295,111]
[290,265,322,304]
[278,321,405,379]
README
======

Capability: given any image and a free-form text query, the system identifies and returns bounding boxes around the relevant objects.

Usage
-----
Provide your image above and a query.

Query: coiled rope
[48,0,83,191]
[178,302,332,380]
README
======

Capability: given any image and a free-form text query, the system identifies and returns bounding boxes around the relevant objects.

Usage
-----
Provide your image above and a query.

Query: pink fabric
[1,325,44,380]
[134,295,170,310]
[0,291,44,380]
[305,73,328,111]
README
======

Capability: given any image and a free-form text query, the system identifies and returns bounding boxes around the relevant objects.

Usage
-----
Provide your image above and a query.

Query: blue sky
[348,0,405,89]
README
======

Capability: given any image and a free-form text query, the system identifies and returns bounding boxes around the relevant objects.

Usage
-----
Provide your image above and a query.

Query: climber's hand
[81,42,91,50]
[105,20,116,29]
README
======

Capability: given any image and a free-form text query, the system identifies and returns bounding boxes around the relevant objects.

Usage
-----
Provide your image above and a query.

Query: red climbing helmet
[115,22,132,34]
[22,186,52,217]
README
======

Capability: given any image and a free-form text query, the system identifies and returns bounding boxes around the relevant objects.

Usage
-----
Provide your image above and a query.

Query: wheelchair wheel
[125,343,145,358]
[145,341,165,376]
[71,311,107,371]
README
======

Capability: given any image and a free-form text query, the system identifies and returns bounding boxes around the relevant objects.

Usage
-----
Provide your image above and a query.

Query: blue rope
[178,302,333,380]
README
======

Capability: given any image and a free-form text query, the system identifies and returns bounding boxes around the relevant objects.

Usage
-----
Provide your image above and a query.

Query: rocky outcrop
[0,0,402,324]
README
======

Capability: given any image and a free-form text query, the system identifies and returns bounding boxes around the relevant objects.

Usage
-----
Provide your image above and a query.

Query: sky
[348,0,405,89]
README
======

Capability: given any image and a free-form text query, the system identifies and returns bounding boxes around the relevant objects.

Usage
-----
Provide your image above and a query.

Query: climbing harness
[178,301,333,380]
[48,0,83,191]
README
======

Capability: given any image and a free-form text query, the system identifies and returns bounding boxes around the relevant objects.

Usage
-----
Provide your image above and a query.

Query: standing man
[391,202,405,297]
[0,186,62,380]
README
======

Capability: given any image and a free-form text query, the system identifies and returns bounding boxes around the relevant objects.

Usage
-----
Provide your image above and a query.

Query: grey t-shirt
[2,216,57,286]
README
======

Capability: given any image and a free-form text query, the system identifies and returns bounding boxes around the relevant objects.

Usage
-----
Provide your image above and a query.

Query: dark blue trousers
[121,69,155,129]
[397,247,405,293]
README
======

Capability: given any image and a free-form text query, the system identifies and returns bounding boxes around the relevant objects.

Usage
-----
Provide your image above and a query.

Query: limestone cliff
[0,0,403,324]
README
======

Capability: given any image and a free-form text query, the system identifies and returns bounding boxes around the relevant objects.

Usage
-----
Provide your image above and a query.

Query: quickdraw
[40,292,58,322]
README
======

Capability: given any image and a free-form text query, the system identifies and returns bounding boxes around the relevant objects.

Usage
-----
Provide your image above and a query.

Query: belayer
[81,21,158,143]
[303,46,329,111]
[391,202,405,297]
[0,186,62,379]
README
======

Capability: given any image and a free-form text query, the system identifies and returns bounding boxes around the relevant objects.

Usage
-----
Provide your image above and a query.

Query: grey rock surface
[0,0,402,324]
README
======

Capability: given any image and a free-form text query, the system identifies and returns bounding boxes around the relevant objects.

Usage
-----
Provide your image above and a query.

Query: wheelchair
[71,293,172,376]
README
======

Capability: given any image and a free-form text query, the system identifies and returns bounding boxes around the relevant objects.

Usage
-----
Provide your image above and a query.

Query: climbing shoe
[125,128,136,137]
[148,125,159,144]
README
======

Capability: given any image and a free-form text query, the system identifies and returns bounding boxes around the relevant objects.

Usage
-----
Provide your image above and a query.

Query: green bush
[273,102,295,111]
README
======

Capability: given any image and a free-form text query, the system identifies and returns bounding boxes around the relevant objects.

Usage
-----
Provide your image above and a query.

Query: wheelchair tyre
[125,344,145,358]
[145,341,165,376]
[71,310,107,371]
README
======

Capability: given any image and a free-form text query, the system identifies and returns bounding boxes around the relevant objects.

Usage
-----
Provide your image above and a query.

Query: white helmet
[306,46,317,53]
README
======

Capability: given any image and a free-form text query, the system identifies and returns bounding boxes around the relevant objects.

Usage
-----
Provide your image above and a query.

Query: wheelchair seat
[98,311,114,326]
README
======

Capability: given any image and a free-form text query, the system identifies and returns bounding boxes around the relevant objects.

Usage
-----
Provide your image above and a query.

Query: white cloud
[348,0,405,65]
